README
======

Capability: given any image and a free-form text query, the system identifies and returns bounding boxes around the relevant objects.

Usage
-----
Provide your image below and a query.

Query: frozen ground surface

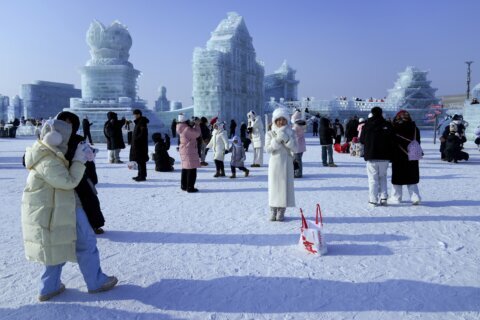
[0,131,479,320]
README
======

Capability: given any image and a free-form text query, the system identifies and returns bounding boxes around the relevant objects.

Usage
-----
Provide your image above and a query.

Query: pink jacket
[357,123,365,139]
[177,123,201,169]
[293,124,306,153]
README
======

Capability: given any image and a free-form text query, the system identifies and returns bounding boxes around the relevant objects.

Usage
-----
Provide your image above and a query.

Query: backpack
[397,129,423,161]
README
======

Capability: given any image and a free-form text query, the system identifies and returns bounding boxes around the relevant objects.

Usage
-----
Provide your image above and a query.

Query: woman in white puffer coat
[265,108,298,221]
[207,121,229,177]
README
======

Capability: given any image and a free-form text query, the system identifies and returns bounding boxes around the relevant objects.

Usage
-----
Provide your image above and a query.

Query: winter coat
[248,116,264,148]
[207,128,229,161]
[445,133,467,161]
[82,119,92,133]
[345,119,359,142]
[177,122,201,169]
[265,124,297,208]
[319,117,335,145]
[391,121,420,185]
[312,118,319,132]
[333,122,344,136]
[293,123,306,153]
[129,116,149,163]
[229,143,246,167]
[66,134,105,229]
[104,113,126,150]
[152,133,174,172]
[359,116,394,161]
[22,141,86,265]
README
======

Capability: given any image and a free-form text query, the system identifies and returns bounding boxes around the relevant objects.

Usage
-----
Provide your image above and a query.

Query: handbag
[299,204,327,256]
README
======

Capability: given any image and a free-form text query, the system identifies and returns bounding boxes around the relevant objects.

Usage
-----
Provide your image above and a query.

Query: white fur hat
[177,113,186,122]
[272,108,291,123]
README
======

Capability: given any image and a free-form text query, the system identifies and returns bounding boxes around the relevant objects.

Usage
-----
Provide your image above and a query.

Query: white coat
[207,128,229,161]
[248,115,265,148]
[265,124,297,208]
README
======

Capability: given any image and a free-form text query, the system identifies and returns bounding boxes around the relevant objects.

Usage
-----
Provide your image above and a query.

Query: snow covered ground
[0,131,479,320]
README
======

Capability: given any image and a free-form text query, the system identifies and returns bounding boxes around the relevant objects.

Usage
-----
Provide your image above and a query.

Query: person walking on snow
[177,114,201,192]
[291,109,307,178]
[319,116,337,167]
[229,136,249,178]
[22,119,117,302]
[266,108,297,222]
[82,116,94,145]
[247,110,264,167]
[389,110,422,205]
[103,112,126,164]
[207,121,229,177]
[359,106,394,207]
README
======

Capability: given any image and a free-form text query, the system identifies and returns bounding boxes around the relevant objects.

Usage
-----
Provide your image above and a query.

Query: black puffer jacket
[130,116,150,162]
[360,116,394,161]
[319,117,335,145]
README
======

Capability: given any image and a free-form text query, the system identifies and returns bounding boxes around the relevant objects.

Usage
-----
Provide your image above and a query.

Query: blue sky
[1,0,479,106]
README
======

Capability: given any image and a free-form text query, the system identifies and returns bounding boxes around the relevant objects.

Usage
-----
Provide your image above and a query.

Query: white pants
[391,184,421,203]
[366,161,389,203]
[253,147,263,166]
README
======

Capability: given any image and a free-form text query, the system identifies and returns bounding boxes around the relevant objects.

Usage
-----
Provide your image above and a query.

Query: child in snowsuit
[265,108,298,222]
[22,120,117,302]
[229,136,250,178]
[152,132,174,172]
[207,122,229,177]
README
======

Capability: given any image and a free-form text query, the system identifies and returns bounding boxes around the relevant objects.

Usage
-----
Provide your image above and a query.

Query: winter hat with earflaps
[40,119,72,154]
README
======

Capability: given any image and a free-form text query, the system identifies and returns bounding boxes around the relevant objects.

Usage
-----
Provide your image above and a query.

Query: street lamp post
[466,61,474,100]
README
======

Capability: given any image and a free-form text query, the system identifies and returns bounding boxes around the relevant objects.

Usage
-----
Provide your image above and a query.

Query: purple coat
[177,123,201,169]
[293,124,306,153]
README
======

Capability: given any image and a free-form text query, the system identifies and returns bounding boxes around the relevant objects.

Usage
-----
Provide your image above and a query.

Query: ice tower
[264,60,299,102]
[65,20,161,141]
[192,12,264,122]
[386,66,440,109]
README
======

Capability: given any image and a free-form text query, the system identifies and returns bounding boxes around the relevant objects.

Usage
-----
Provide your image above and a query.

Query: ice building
[65,20,162,141]
[21,81,81,120]
[7,95,23,121]
[192,12,264,122]
[0,95,9,122]
[386,66,440,109]
[264,60,299,102]
[463,83,480,140]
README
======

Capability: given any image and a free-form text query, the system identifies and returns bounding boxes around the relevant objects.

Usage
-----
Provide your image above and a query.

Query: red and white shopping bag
[299,204,327,256]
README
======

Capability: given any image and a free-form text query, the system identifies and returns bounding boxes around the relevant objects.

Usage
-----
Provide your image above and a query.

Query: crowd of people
[18,105,478,301]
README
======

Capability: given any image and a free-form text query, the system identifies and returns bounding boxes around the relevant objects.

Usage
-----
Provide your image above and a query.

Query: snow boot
[277,208,286,221]
[38,283,65,302]
[88,276,118,294]
[270,207,277,221]
[230,173,236,179]
[245,169,250,177]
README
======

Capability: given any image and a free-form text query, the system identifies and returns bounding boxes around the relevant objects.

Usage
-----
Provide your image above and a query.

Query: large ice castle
[192,12,264,122]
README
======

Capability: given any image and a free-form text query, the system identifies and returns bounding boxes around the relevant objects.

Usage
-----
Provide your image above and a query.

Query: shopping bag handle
[300,208,308,229]
[316,204,323,227]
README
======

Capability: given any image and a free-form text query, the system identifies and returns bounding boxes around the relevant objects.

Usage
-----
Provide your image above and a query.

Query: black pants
[137,161,147,179]
[335,135,341,144]
[214,160,225,175]
[84,131,93,144]
[231,166,247,175]
[181,168,197,191]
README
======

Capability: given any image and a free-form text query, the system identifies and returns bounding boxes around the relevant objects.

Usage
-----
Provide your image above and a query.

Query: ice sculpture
[192,12,264,122]
[65,20,162,142]
[264,60,299,102]
[155,86,170,112]
[386,66,440,109]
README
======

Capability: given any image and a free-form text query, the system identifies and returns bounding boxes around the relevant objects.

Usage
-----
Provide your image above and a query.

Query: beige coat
[22,141,85,265]
[207,128,229,161]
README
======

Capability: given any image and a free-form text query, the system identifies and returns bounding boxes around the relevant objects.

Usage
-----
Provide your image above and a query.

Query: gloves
[270,138,281,150]
[275,130,288,144]
[72,142,92,164]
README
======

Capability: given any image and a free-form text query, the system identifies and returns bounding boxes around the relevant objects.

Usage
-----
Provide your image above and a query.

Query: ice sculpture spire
[386,66,439,109]
[265,60,299,102]
[193,12,264,121]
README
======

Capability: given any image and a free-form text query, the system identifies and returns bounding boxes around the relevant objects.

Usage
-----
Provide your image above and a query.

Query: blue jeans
[321,145,334,165]
[39,207,108,295]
